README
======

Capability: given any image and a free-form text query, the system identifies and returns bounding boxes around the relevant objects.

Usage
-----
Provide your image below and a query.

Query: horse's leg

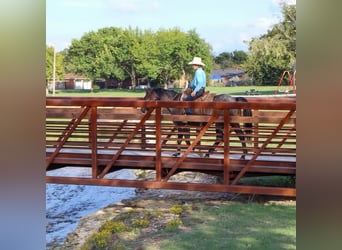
[194,126,201,151]
[231,123,248,160]
[172,128,183,157]
[205,123,223,158]
[185,127,191,147]
[172,126,190,157]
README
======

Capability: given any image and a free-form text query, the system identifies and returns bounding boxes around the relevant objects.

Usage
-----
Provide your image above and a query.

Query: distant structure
[210,69,247,86]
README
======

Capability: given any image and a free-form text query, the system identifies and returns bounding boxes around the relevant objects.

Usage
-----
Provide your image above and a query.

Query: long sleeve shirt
[189,67,206,93]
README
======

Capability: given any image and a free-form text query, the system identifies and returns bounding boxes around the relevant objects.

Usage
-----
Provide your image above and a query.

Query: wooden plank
[46,176,296,197]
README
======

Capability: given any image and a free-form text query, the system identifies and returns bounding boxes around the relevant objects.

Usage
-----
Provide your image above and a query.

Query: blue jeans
[184,88,205,115]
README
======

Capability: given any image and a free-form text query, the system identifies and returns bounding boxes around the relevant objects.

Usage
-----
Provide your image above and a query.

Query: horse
[141,87,253,159]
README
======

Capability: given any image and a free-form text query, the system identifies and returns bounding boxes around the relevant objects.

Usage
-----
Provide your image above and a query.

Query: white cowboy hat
[188,57,205,66]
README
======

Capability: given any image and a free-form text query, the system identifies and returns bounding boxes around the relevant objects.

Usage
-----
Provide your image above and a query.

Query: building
[210,69,248,86]
[64,73,92,90]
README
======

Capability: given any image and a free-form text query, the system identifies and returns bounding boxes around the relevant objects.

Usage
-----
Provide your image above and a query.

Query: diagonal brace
[163,113,219,181]
[46,106,90,169]
[231,110,295,185]
[98,108,154,178]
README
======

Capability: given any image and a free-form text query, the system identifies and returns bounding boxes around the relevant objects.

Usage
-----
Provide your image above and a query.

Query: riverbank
[46,168,137,249]
[54,171,295,249]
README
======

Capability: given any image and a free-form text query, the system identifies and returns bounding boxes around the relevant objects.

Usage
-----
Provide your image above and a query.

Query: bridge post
[90,106,98,178]
[155,107,162,181]
[223,109,230,184]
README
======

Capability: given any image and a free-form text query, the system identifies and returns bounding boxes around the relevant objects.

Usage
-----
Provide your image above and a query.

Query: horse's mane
[153,88,181,100]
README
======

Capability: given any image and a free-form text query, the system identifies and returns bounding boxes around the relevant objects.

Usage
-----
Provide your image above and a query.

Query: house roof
[64,73,90,80]
[210,69,245,79]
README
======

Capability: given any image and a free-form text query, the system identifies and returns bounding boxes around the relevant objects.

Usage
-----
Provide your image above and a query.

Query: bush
[100,221,132,233]
[170,203,192,215]
[132,219,149,228]
[165,218,183,231]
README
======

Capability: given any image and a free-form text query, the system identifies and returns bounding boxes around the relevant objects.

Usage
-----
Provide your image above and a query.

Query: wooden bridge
[46,95,296,197]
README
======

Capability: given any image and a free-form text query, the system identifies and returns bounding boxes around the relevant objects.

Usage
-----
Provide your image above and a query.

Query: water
[46,167,136,246]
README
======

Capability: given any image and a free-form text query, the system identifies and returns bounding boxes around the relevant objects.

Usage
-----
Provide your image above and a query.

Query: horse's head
[141,88,160,113]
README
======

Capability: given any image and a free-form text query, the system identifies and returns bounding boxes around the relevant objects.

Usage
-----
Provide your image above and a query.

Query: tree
[152,28,190,87]
[46,45,64,82]
[243,3,296,85]
[103,27,140,89]
[65,27,127,90]
[133,29,160,83]
[231,50,248,65]
[244,36,292,85]
[214,50,247,69]
[64,27,213,89]
[214,52,232,69]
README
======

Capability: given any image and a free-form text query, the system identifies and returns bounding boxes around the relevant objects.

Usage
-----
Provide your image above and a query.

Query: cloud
[251,17,279,30]
[107,0,160,12]
[272,0,296,6]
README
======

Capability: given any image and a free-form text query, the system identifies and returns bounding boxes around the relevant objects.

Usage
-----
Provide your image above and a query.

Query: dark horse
[141,88,253,159]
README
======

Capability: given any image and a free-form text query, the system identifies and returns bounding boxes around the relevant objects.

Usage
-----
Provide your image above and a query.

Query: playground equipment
[275,70,296,95]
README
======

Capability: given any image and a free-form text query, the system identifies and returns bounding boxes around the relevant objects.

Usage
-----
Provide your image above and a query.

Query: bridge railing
[46,96,296,196]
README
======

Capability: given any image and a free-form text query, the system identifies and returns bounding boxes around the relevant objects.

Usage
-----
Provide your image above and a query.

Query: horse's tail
[235,97,253,140]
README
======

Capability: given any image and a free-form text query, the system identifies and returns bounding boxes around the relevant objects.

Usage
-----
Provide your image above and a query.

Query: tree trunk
[180,68,186,88]
[131,67,136,90]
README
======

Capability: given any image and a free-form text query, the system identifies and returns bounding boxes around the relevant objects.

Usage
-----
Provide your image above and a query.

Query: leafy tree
[243,3,296,85]
[46,45,64,82]
[106,27,140,89]
[64,27,212,89]
[133,29,160,83]
[64,28,126,89]
[244,36,292,85]
[231,50,248,65]
[214,52,232,69]
[214,50,247,69]
[152,28,190,87]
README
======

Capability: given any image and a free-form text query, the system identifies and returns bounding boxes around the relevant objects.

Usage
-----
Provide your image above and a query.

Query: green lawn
[47,85,282,98]
[80,200,296,250]
[157,202,296,250]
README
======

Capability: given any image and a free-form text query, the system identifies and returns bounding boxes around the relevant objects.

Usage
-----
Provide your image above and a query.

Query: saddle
[193,91,216,116]
[195,91,215,102]
[184,88,215,102]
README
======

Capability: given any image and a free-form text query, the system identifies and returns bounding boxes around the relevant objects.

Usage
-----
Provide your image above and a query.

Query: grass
[239,176,296,188]
[158,203,296,250]
[47,85,282,97]
[79,200,296,250]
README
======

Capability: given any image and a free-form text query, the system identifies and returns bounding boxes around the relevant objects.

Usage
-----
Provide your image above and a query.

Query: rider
[184,56,206,115]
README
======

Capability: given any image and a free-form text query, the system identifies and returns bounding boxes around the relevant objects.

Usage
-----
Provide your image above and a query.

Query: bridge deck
[46,96,296,197]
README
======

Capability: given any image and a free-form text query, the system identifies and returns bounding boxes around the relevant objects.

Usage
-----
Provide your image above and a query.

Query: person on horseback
[184,56,206,115]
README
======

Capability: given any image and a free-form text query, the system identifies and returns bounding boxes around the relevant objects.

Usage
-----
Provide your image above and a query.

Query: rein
[172,92,182,101]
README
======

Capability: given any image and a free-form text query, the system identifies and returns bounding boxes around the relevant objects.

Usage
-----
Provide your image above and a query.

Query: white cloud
[252,17,279,30]
[272,0,296,6]
[107,0,160,12]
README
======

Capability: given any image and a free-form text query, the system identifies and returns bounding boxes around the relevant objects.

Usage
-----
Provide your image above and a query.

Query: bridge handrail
[46,96,296,197]
[46,97,296,110]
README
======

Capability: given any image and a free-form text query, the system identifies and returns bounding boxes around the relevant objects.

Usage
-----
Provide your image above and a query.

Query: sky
[46,0,296,55]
